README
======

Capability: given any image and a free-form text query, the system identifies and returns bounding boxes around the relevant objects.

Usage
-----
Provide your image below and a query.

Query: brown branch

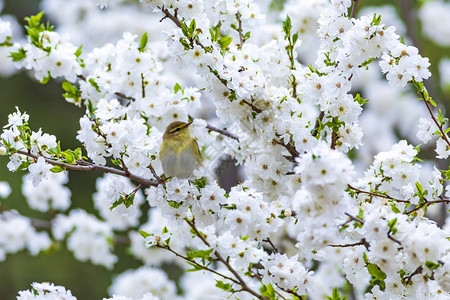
[206,124,239,141]
[274,138,299,161]
[115,92,135,102]
[348,184,398,201]
[157,244,239,284]
[421,91,450,148]
[121,157,130,176]
[329,238,370,250]
[263,238,279,253]
[348,185,450,215]
[185,219,267,300]
[406,198,450,215]
[13,149,159,187]
[148,164,161,181]
[387,230,402,246]
[350,0,360,18]
[241,99,262,113]
[158,6,183,28]
[236,12,244,48]
[331,131,338,149]
[345,212,364,224]
[141,73,146,99]
[404,266,423,285]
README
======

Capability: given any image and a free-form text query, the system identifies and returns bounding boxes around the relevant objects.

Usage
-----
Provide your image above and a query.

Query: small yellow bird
[159,121,202,179]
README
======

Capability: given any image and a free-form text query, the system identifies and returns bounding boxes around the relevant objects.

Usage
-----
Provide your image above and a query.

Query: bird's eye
[173,127,182,132]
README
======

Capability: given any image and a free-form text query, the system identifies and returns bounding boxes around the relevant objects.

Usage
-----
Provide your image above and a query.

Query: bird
[159,121,202,179]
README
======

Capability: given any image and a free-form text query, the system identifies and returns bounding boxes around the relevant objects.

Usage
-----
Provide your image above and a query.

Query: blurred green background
[0,0,448,299]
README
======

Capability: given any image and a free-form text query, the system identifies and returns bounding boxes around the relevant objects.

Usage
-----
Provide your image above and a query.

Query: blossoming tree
[0,0,449,299]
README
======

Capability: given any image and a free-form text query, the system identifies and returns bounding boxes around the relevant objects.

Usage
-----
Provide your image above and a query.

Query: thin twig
[185,219,267,300]
[348,184,397,201]
[158,6,183,28]
[241,99,262,113]
[404,266,423,285]
[387,230,402,246]
[115,92,135,102]
[236,12,244,48]
[345,212,364,224]
[329,238,370,250]
[206,124,239,141]
[273,138,299,161]
[157,244,239,284]
[148,164,161,181]
[263,238,279,253]
[421,91,450,148]
[12,148,159,187]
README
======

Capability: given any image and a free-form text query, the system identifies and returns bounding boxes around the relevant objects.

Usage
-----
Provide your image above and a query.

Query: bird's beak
[186,121,193,127]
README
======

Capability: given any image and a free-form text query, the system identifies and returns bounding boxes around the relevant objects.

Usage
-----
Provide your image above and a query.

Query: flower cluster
[0,211,51,261]
[52,209,117,268]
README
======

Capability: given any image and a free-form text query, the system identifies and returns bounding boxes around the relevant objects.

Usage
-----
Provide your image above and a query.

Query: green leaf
[88,78,101,92]
[363,252,369,264]
[138,32,148,52]
[359,57,374,70]
[367,263,386,280]
[292,32,299,45]
[62,150,75,164]
[167,200,182,208]
[371,14,382,26]
[387,218,398,234]
[390,203,400,213]
[139,230,150,238]
[124,193,135,208]
[283,15,292,35]
[425,261,441,270]
[9,47,27,62]
[193,177,207,190]
[260,283,276,299]
[174,82,182,93]
[215,280,234,292]
[327,287,347,300]
[110,198,124,211]
[40,74,51,84]
[74,45,83,57]
[26,12,45,28]
[186,248,214,265]
[218,36,232,49]
[50,165,65,173]
[354,93,369,105]
[186,262,204,272]
[189,19,196,35]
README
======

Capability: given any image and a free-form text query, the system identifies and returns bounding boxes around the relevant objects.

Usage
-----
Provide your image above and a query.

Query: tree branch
[156,244,239,284]
[185,219,267,300]
[13,149,159,187]
[329,238,370,250]
[236,12,244,48]
[350,0,360,18]
[206,124,239,141]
